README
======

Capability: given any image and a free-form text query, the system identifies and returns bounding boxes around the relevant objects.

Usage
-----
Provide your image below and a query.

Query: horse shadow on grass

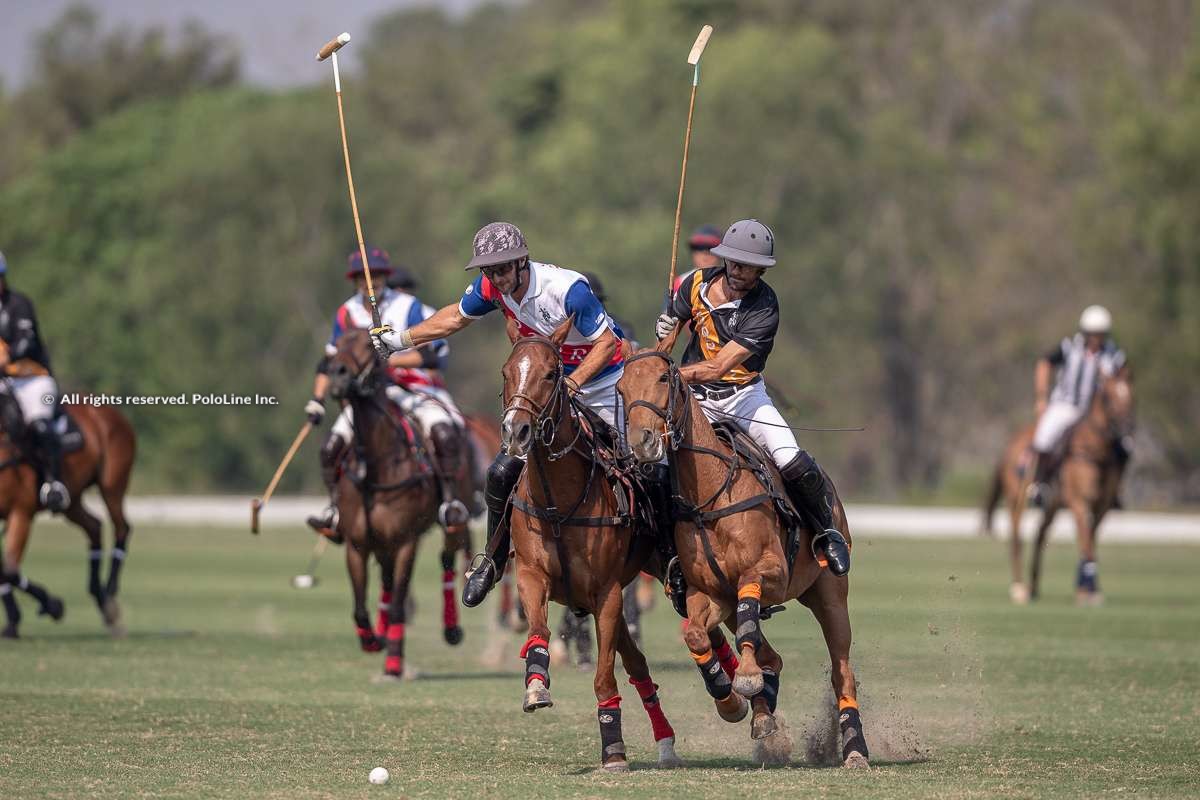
[565,755,929,774]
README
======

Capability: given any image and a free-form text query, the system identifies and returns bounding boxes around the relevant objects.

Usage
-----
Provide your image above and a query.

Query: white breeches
[1032,401,1085,454]
[697,380,799,468]
[573,368,623,430]
[9,375,58,422]
[330,385,465,442]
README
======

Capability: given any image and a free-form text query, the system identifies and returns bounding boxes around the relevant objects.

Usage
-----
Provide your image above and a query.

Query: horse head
[618,341,685,465]
[327,330,380,402]
[499,317,573,458]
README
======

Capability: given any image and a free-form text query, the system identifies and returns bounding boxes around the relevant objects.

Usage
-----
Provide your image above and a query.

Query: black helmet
[386,264,418,291]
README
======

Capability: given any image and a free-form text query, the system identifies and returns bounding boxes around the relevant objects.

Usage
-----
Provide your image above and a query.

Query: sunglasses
[481,261,518,279]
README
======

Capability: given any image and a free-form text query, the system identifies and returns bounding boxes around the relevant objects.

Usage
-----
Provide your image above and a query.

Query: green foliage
[0,1,1196,499]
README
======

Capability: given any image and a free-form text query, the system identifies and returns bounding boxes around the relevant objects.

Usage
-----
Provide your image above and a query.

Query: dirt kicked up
[3,522,1198,799]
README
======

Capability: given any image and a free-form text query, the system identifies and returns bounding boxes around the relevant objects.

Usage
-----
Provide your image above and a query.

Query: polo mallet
[666,25,714,305]
[250,421,313,533]
[292,536,329,589]
[317,32,382,330]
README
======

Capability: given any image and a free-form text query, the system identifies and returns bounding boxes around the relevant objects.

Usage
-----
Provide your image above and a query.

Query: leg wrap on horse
[715,638,740,680]
[1077,559,1099,592]
[88,549,104,600]
[375,590,392,639]
[758,668,780,714]
[384,622,405,675]
[735,583,763,654]
[1,582,20,630]
[630,677,675,742]
[838,698,870,761]
[597,695,626,762]
[693,648,735,699]
[520,635,551,688]
[106,546,127,597]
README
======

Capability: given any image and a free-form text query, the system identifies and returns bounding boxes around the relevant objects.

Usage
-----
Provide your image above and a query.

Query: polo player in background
[1026,304,1130,504]
[306,247,468,537]
[0,250,70,512]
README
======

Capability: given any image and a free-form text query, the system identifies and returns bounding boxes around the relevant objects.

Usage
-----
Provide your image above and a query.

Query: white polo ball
[292,574,314,589]
[368,767,390,785]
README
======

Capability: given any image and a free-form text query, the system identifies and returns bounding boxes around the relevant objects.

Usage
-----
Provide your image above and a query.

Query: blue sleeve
[326,313,344,356]
[458,274,497,319]
[564,280,610,341]
[410,300,450,370]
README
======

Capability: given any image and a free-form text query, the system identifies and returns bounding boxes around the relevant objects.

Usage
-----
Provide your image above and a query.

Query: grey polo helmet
[709,219,776,268]
[465,221,529,270]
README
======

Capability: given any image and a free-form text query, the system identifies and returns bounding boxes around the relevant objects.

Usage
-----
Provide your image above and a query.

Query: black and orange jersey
[669,266,779,388]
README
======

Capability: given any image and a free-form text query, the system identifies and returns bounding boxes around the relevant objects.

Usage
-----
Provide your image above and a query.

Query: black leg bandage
[840,705,869,762]
[695,650,734,699]
[522,635,551,689]
[758,668,780,713]
[597,703,625,763]
[735,592,762,654]
[1,582,19,628]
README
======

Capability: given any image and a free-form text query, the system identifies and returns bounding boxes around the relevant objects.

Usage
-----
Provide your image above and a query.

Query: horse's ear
[505,317,521,344]
[550,314,574,347]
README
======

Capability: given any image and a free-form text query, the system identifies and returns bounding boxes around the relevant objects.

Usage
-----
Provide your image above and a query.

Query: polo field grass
[2,522,1197,799]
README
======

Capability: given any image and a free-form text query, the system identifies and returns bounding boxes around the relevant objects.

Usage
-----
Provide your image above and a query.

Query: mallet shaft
[258,421,312,506]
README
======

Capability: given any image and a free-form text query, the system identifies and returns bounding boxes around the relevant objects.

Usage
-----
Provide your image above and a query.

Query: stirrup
[306,504,339,532]
[39,481,70,512]
[811,529,848,567]
[465,552,496,581]
[438,498,470,527]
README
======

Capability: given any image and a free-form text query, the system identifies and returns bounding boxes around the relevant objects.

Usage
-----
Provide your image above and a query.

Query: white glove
[655,313,679,341]
[370,324,413,356]
[304,398,325,425]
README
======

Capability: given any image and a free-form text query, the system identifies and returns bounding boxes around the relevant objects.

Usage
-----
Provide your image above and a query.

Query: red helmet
[345,246,393,279]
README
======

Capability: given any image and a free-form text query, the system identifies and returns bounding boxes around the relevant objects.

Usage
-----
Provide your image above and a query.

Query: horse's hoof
[1,625,17,640]
[373,672,404,685]
[751,711,779,740]
[102,597,122,627]
[843,751,871,769]
[715,692,749,723]
[522,679,553,713]
[360,638,383,653]
[443,625,464,646]
[1009,583,1030,605]
[732,671,764,699]
[600,759,629,773]
[39,596,65,622]
[656,737,683,769]
[108,622,128,639]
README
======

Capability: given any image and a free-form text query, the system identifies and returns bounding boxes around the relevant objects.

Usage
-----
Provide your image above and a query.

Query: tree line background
[0,0,1196,505]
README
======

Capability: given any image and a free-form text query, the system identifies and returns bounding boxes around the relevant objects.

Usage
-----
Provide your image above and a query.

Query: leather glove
[655,313,678,341]
[370,324,413,357]
[305,398,325,425]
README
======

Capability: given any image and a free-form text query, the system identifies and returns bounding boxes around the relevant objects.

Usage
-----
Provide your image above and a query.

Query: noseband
[624,350,690,451]
[503,336,576,456]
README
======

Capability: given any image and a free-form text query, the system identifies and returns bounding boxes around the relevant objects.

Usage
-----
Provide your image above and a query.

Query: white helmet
[1079,304,1112,335]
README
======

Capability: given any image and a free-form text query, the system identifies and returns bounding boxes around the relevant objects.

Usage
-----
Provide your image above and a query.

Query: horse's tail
[981,460,1004,536]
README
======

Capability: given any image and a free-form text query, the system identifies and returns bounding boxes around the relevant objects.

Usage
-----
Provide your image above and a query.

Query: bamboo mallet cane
[666,25,714,303]
[317,32,383,330]
[250,422,313,533]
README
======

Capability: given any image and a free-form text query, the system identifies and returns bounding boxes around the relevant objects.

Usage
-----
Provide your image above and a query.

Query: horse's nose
[512,420,532,449]
[639,428,656,450]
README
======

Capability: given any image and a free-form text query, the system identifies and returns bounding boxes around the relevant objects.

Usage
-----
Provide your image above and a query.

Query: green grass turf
[1,520,1198,799]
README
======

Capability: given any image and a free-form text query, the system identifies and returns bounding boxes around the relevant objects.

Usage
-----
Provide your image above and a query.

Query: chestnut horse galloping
[619,348,869,768]
[497,321,681,772]
[325,330,454,675]
[0,387,135,638]
[983,368,1134,605]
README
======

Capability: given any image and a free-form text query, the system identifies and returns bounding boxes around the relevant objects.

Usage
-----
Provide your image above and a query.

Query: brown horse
[325,330,447,675]
[618,348,869,768]
[499,319,681,771]
[983,368,1134,605]
[0,388,135,638]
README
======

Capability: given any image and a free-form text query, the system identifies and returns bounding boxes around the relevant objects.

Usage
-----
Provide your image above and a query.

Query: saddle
[709,421,806,574]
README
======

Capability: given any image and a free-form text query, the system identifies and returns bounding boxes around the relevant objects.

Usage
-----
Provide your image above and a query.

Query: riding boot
[781,451,850,576]
[1029,451,1057,508]
[31,419,69,513]
[306,432,346,542]
[645,464,688,618]
[430,422,470,527]
[462,453,524,608]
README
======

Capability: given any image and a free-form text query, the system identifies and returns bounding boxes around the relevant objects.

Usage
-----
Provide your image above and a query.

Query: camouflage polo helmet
[709,219,776,268]
[465,221,529,270]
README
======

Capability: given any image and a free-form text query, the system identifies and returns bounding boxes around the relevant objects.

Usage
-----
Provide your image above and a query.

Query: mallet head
[687,25,713,65]
[316,32,352,61]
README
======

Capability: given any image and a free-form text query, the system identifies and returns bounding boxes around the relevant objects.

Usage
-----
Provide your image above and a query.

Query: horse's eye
[657,373,670,383]
[545,370,557,380]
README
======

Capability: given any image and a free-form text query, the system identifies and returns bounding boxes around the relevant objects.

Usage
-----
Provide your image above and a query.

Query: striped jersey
[1046,334,1127,409]
[328,287,449,388]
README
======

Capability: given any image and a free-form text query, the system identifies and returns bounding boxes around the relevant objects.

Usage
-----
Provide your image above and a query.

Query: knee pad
[486,454,524,512]
[781,450,822,492]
